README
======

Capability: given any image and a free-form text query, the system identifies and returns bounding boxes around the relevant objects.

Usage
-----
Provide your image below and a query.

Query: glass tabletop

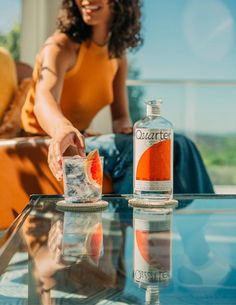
[0,194,236,305]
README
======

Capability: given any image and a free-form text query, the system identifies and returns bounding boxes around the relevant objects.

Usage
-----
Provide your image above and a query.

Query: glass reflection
[48,211,103,265]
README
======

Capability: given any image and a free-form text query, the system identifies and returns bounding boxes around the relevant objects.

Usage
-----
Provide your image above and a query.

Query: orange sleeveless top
[21,41,118,134]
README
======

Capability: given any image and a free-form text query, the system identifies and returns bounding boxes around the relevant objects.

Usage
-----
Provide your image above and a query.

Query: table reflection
[22,204,125,305]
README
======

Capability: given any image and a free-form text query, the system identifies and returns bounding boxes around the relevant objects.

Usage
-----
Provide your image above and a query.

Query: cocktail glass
[62,155,103,203]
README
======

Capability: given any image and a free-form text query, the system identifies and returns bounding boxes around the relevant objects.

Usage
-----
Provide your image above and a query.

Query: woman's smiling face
[76,0,112,27]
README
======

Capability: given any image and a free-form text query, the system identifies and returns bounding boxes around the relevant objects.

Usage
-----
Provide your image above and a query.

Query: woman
[21,0,142,193]
[21,0,214,194]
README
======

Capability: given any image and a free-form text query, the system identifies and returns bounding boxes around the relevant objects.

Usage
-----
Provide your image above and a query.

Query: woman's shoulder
[43,32,77,53]
[117,53,128,69]
[38,32,79,65]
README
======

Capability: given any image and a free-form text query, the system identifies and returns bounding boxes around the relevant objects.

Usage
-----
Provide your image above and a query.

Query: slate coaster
[56,200,109,212]
[128,198,178,209]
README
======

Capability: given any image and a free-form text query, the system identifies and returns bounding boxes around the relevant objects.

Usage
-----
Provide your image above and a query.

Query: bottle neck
[145,286,160,305]
[147,105,160,116]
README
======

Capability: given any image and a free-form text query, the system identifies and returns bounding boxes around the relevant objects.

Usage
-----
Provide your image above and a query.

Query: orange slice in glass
[85,149,103,187]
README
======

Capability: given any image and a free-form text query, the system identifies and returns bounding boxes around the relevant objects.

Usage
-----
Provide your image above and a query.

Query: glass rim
[62,155,104,161]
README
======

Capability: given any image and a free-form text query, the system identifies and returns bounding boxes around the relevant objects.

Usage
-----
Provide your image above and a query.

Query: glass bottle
[133,99,173,200]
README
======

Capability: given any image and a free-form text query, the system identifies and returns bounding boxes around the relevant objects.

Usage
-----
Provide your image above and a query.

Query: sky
[0,0,236,135]
[131,0,236,80]
[0,0,21,33]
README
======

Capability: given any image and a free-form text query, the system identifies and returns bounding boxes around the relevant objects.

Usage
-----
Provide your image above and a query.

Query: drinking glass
[62,155,103,203]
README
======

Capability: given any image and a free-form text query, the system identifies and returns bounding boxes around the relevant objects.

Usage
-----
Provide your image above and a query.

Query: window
[0,0,22,60]
[128,0,236,191]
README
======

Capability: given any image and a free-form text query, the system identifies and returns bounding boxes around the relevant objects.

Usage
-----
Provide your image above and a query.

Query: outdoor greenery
[0,23,20,60]
[128,62,145,124]
[196,134,236,185]
[196,134,236,166]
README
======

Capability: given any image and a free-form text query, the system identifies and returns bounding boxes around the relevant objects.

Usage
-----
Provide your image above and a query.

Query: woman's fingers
[48,128,86,180]
[48,140,63,180]
[74,130,86,156]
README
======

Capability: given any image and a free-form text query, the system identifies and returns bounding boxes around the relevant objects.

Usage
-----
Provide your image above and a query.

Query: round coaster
[128,198,178,209]
[56,200,109,212]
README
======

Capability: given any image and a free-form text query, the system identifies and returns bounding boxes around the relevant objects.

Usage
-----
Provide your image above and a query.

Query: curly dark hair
[57,0,143,58]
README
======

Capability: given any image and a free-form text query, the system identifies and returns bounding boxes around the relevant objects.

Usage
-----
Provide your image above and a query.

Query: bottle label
[134,128,173,191]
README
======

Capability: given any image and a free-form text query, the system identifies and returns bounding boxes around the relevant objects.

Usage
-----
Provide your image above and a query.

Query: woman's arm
[110,54,133,134]
[34,35,85,180]
[34,36,74,136]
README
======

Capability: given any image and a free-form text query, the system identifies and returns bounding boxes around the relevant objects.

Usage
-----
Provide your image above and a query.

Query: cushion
[0,78,31,138]
[0,47,17,121]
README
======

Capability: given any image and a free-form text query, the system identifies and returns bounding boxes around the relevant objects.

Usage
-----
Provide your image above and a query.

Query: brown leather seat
[0,137,113,230]
[0,137,61,229]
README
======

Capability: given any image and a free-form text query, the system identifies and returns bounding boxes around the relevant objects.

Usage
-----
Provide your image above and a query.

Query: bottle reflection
[133,207,174,305]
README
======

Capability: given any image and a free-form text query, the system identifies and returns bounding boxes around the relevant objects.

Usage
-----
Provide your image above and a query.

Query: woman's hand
[112,117,133,134]
[48,125,85,180]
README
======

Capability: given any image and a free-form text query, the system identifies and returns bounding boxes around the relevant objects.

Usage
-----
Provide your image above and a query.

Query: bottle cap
[145,99,162,116]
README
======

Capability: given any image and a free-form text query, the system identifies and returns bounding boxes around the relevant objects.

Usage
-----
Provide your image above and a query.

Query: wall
[20,0,59,66]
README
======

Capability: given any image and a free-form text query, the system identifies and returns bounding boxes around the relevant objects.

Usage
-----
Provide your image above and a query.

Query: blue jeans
[86,134,132,194]
[85,133,214,194]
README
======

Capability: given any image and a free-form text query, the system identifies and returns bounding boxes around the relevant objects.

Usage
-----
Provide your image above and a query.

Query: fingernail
[79,149,85,157]
[56,174,62,181]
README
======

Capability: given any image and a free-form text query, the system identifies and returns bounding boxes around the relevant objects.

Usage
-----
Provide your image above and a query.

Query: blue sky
[130,0,236,80]
[0,0,21,33]
[128,0,236,135]
[0,0,236,135]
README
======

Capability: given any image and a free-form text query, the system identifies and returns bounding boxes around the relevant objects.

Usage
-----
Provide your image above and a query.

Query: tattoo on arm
[39,66,57,82]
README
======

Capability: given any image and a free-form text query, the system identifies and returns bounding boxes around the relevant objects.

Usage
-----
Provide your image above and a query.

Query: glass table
[0,194,236,305]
